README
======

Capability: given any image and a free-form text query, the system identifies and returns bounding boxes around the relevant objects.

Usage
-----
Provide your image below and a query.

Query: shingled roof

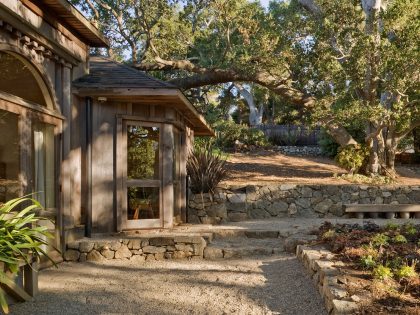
[73,56,176,89]
[72,56,214,136]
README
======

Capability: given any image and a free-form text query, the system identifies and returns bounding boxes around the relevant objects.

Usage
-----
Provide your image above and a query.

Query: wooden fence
[257,125,321,146]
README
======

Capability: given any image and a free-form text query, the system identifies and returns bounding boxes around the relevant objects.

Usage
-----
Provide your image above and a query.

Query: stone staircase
[203,229,317,260]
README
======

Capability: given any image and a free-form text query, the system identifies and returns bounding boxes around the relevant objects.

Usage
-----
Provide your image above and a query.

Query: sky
[259,0,270,7]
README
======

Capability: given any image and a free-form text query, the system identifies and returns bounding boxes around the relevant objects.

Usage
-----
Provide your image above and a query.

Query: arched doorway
[0,50,62,213]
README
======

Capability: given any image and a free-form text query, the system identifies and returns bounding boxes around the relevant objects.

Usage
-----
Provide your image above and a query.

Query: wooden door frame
[117,119,164,230]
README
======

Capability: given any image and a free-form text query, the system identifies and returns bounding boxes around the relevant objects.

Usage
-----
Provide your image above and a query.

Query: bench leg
[385,212,395,219]
[400,212,410,219]
[355,213,364,219]
[369,212,379,219]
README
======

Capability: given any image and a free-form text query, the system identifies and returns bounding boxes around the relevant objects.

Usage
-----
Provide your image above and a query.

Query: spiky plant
[187,146,228,195]
[0,197,55,313]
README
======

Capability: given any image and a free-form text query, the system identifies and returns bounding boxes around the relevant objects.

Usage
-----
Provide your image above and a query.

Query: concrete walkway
[10,255,326,315]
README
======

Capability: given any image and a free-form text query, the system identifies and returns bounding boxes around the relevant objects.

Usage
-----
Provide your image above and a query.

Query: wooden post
[162,123,174,228]
[23,261,38,297]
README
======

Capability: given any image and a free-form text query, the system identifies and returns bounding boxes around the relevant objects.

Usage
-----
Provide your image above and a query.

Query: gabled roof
[73,57,175,89]
[73,57,214,136]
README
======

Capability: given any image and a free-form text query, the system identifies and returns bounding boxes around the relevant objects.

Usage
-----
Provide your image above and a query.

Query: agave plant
[187,145,228,195]
[0,197,55,313]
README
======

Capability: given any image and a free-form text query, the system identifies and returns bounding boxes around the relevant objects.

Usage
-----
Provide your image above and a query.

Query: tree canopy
[73,0,420,175]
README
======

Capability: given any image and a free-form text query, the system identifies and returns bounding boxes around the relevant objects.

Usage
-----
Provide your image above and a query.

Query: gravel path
[11,255,326,315]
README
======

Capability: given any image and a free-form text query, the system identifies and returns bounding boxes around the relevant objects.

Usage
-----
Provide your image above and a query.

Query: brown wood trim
[0,91,64,120]
[117,114,185,131]
[20,0,87,50]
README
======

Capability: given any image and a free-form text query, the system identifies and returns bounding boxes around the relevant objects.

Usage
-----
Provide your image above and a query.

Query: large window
[0,52,48,106]
[0,109,20,203]
[33,122,55,209]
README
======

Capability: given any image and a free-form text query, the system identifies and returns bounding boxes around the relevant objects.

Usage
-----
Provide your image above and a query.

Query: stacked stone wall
[188,185,420,223]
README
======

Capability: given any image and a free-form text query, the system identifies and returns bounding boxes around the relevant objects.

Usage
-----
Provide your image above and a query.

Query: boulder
[314,199,334,214]
[79,241,94,253]
[114,245,132,259]
[87,250,104,262]
[203,247,223,259]
[64,250,80,262]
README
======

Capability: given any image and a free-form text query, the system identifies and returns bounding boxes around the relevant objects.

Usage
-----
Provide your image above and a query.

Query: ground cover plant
[318,221,420,314]
[0,197,54,314]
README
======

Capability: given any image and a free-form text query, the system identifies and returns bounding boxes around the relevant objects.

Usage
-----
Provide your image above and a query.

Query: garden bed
[314,222,420,314]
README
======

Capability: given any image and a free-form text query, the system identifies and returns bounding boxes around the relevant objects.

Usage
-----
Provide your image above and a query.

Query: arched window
[0,51,52,108]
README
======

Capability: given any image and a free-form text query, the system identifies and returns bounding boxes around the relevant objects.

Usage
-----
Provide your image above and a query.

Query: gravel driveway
[11,255,326,315]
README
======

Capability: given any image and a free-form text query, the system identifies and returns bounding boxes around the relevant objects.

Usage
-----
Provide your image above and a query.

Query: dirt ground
[10,256,326,315]
[223,150,420,186]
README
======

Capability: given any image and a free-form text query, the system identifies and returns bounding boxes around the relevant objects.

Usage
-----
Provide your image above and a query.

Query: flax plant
[0,197,55,313]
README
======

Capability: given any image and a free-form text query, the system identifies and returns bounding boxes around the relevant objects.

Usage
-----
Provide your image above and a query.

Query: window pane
[0,52,47,106]
[33,122,55,209]
[0,109,20,202]
[127,187,160,220]
[127,125,159,180]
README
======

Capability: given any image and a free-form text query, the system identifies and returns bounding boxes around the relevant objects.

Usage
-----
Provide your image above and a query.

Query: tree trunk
[234,84,263,127]
[414,127,420,154]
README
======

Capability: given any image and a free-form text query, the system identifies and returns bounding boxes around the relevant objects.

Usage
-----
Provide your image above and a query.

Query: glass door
[123,121,162,229]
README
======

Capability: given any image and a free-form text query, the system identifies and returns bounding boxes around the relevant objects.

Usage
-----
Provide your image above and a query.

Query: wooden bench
[345,204,420,219]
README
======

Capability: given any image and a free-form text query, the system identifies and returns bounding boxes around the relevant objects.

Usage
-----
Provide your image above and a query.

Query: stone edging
[296,245,359,315]
[64,236,207,262]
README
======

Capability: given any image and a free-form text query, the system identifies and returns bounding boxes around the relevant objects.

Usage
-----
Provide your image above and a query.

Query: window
[0,51,48,107]
[0,109,20,203]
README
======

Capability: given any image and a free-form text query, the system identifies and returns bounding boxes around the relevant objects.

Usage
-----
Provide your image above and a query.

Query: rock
[79,242,95,253]
[350,295,361,302]
[174,236,203,244]
[331,299,358,315]
[130,255,146,263]
[227,212,248,222]
[175,244,194,252]
[249,208,271,219]
[79,253,87,262]
[266,201,288,216]
[226,202,247,212]
[154,253,165,260]
[149,237,175,246]
[374,197,384,204]
[301,187,313,198]
[145,254,156,261]
[130,249,143,255]
[109,241,122,251]
[187,214,201,224]
[173,251,186,259]
[280,184,296,191]
[314,199,334,214]
[382,191,392,197]
[227,193,246,203]
[203,247,223,259]
[142,246,166,254]
[93,241,110,251]
[114,245,132,259]
[288,203,298,215]
[64,250,80,261]
[284,234,317,253]
[86,250,104,262]
[245,231,279,238]
[127,239,141,250]
[206,203,227,218]
[67,242,80,250]
[200,216,220,225]
[101,249,115,259]
[296,198,311,209]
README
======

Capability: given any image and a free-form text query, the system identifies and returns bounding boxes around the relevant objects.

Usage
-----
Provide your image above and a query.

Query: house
[0,0,213,252]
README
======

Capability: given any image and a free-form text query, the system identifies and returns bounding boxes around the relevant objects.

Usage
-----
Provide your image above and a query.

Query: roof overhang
[72,87,214,136]
[35,0,108,47]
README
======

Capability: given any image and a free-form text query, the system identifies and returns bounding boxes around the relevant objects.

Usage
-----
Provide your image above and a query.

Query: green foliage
[335,145,369,174]
[187,145,228,195]
[371,233,390,248]
[335,173,395,185]
[0,197,55,313]
[394,263,417,280]
[373,264,393,281]
[385,222,399,231]
[360,255,376,270]
[392,234,407,244]
[318,128,340,157]
[213,120,268,149]
[321,229,336,240]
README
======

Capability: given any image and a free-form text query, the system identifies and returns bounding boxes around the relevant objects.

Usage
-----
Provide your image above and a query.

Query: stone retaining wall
[274,145,322,156]
[64,236,207,262]
[188,185,420,224]
[296,245,359,315]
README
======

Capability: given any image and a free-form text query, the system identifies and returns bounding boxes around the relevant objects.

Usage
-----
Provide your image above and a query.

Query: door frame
[119,119,164,230]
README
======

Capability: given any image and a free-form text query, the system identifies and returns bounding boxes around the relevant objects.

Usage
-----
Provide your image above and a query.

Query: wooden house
[0,0,212,251]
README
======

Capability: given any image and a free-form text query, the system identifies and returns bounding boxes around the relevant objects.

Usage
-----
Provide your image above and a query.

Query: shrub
[187,145,228,195]
[392,234,408,244]
[335,145,369,174]
[373,264,393,280]
[243,128,268,147]
[0,197,55,313]
[360,255,376,269]
[394,263,417,280]
[321,229,336,240]
[371,233,390,247]
[213,120,268,149]
[318,128,340,157]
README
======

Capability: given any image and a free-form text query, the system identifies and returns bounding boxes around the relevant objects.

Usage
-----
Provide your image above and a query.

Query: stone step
[203,237,284,259]
[211,229,282,239]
